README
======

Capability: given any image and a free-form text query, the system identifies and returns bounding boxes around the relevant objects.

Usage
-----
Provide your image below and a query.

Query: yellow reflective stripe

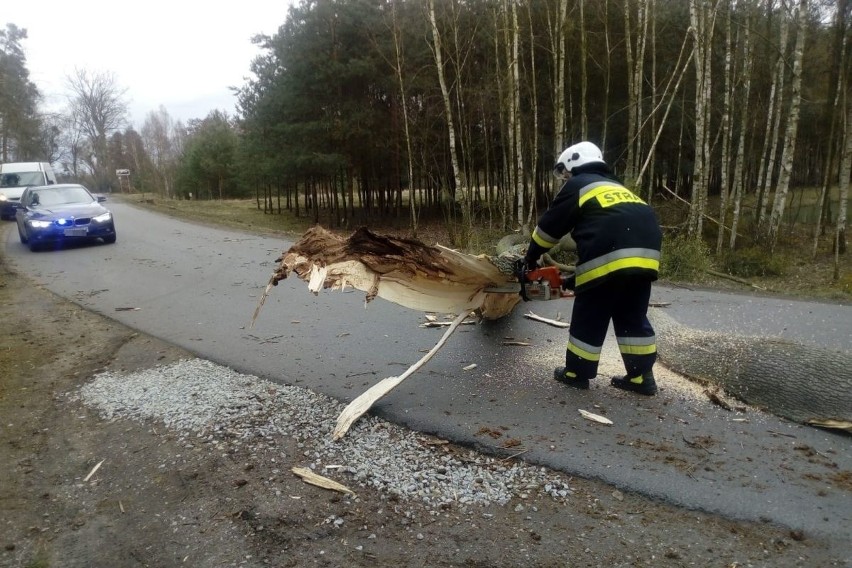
[575,257,660,287]
[531,227,558,249]
[567,341,601,362]
[578,184,645,207]
[618,343,657,355]
[629,376,644,384]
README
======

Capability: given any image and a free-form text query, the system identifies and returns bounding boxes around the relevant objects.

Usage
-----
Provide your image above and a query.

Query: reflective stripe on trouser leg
[611,278,656,377]
[564,285,613,380]
[565,334,602,379]
[616,335,657,378]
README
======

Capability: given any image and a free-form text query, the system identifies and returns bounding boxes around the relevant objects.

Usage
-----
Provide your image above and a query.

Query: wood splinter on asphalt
[84,459,104,482]
[578,409,613,425]
[291,467,355,496]
[524,311,570,328]
[333,311,470,440]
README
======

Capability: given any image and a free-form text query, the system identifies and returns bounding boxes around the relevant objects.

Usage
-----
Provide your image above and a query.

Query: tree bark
[768,0,809,250]
[650,309,852,431]
[835,100,851,276]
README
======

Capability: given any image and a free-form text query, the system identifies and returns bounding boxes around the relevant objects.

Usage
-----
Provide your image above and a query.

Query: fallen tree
[649,309,852,432]
[252,226,526,438]
[255,226,851,436]
[255,226,521,322]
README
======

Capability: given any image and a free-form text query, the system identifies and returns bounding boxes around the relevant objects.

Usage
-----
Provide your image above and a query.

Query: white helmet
[554,141,605,178]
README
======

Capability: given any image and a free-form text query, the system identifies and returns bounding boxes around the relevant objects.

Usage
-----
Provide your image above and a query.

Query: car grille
[54,217,91,227]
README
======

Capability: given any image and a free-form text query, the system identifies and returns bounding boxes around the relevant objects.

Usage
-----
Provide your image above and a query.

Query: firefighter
[523,141,663,395]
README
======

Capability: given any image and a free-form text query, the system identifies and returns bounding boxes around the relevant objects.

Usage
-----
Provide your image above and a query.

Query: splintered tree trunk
[256,226,521,322]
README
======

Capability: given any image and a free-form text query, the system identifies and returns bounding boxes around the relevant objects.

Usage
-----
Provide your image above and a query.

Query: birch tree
[812,0,848,257]
[548,0,569,160]
[141,106,178,198]
[688,0,718,237]
[428,0,462,204]
[756,0,791,232]
[730,5,755,250]
[716,0,735,253]
[835,101,851,275]
[624,0,650,183]
[387,0,419,235]
[767,0,809,249]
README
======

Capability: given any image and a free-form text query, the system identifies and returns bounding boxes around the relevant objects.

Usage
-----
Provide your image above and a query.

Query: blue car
[15,184,117,251]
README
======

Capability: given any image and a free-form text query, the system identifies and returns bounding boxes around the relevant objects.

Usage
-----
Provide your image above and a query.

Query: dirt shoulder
[0,255,847,568]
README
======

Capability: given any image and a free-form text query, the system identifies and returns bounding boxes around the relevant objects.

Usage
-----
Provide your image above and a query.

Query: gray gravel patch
[74,358,575,508]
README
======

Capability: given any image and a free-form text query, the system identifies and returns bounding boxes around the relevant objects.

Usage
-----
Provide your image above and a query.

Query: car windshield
[1,172,44,187]
[31,186,94,207]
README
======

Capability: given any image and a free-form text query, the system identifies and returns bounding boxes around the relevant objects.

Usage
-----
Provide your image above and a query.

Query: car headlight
[93,212,112,223]
[0,194,7,202]
[29,220,52,228]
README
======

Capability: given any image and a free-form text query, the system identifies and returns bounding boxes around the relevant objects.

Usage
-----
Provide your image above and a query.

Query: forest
[1,0,849,267]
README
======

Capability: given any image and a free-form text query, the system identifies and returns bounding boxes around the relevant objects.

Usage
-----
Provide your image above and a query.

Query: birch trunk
[510,1,524,228]
[716,0,734,254]
[757,0,791,232]
[428,0,462,206]
[549,0,568,158]
[813,1,848,257]
[688,0,716,237]
[525,0,540,229]
[835,102,851,278]
[389,2,418,236]
[768,0,809,249]
[730,14,754,250]
[624,0,637,182]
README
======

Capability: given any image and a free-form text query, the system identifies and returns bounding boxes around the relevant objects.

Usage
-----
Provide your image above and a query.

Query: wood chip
[84,459,104,482]
[578,409,613,425]
[291,467,355,496]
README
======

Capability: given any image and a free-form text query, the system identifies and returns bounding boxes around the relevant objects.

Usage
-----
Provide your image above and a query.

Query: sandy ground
[0,256,848,568]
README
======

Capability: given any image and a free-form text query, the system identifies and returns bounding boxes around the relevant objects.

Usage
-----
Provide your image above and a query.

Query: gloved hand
[520,256,539,273]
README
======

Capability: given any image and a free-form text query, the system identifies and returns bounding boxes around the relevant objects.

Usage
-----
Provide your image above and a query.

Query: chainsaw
[486,263,574,301]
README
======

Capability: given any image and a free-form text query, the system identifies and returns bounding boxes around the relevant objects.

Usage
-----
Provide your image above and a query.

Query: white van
[0,162,58,219]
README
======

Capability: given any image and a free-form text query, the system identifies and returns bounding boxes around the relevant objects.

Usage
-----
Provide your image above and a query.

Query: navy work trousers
[564,277,656,381]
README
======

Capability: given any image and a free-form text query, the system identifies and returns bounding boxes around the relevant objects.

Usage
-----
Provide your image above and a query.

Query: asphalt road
[3,202,851,548]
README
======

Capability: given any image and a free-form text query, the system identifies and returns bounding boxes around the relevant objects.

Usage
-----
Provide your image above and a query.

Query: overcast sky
[4,0,294,127]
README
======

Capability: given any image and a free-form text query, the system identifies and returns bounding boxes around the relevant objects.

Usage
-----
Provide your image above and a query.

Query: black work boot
[553,367,590,390]
[610,371,658,396]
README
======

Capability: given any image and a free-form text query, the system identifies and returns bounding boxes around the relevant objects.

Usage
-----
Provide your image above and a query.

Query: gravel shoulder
[0,253,848,568]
